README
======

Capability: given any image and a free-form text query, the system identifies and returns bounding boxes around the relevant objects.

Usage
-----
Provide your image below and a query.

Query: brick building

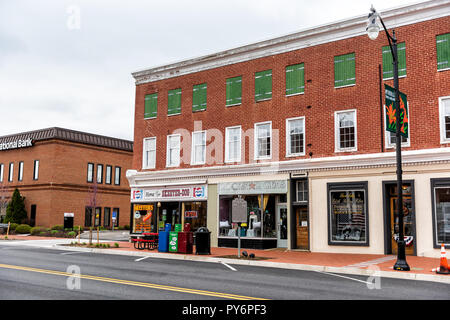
[0,127,133,228]
[127,0,450,257]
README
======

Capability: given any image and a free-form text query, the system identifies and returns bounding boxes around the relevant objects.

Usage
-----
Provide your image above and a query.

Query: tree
[5,188,27,224]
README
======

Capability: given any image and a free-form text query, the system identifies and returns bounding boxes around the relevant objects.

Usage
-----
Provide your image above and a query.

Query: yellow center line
[0,263,269,300]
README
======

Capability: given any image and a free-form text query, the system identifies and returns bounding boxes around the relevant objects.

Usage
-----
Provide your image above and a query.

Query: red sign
[184,211,198,218]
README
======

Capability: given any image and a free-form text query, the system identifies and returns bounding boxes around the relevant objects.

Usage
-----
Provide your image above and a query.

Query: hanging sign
[385,84,408,138]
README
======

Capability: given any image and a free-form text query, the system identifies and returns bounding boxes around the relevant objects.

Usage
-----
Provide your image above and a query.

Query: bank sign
[0,138,33,151]
[131,185,207,202]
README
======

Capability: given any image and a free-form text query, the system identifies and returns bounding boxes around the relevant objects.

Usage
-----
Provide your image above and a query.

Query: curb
[50,244,450,285]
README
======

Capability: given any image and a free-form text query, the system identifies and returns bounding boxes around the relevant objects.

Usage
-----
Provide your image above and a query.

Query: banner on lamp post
[385,84,408,139]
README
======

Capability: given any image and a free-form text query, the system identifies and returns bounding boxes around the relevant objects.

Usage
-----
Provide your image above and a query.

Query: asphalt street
[0,244,449,301]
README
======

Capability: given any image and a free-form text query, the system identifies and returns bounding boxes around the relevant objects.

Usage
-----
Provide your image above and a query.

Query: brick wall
[133,16,450,172]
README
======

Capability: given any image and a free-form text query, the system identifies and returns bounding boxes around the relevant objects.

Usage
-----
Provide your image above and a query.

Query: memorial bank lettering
[0,138,33,151]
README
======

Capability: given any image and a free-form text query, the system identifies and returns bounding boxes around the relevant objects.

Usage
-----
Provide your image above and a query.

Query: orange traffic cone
[436,243,450,275]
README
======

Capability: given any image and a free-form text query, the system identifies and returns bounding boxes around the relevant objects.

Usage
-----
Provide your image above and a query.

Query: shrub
[50,230,59,235]
[51,225,64,231]
[114,243,119,248]
[15,224,31,234]
[9,223,19,231]
[67,231,76,238]
[30,227,45,235]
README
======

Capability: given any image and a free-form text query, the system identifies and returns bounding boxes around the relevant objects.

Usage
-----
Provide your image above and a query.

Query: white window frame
[33,160,39,181]
[254,121,272,160]
[166,134,181,167]
[225,126,242,163]
[142,137,156,169]
[191,131,206,165]
[8,163,13,182]
[384,103,410,149]
[334,109,357,152]
[286,117,306,157]
[439,96,450,144]
[18,161,24,181]
[0,164,3,182]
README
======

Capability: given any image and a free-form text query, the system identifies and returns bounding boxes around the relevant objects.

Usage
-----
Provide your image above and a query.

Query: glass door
[276,204,288,247]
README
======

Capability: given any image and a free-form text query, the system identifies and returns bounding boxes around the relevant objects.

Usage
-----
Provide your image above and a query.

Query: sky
[0,0,422,141]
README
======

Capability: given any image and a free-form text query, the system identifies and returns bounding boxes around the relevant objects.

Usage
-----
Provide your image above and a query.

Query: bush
[15,224,31,234]
[50,230,59,235]
[30,227,45,235]
[9,223,19,231]
[51,225,64,231]
[67,231,76,238]
[114,243,119,248]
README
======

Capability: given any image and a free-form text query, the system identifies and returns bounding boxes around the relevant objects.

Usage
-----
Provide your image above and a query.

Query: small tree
[5,188,27,224]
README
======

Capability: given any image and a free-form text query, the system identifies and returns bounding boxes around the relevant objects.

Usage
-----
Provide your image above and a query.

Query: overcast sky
[0,0,421,141]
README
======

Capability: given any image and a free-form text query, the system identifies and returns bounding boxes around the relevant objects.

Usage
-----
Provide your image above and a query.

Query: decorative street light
[366,6,410,271]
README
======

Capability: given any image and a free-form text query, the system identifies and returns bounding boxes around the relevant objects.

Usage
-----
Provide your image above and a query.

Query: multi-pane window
[33,160,39,180]
[166,134,181,167]
[97,164,103,184]
[192,83,207,112]
[114,167,121,185]
[143,137,156,169]
[255,122,272,159]
[18,161,23,181]
[440,96,450,143]
[105,165,112,184]
[87,163,94,183]
[168,88,182,115]
[437,33,450,71]
[7,163,13,182]
[296,180,308,203]
[382,42,406,79]
[226,76,242,106]
[334,53,355,88]
[286,117,305,156]
[431,178,450,247]
[191,131,206,165]
[286,63,305,96]
[144,93,158,119]
[335,110,357,152]
[104,207,111,228]
[225,126,241,163]
[255,70,272,101]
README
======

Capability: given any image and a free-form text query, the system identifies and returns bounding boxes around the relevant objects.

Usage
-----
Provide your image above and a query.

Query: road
[1,244,449,303]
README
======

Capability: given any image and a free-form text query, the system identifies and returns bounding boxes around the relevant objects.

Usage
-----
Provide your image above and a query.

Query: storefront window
[328,182,368,246]
[432,179,450,246]
[132,204,155,233]
[183,202,207,232]
[219,194,278,239]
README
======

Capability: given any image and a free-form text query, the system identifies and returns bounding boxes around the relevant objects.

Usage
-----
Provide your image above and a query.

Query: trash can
[158,231,169,252]
[174,224,182,232]
[169,231,179,252]
[195,227,211,255]
[178,223,193,254]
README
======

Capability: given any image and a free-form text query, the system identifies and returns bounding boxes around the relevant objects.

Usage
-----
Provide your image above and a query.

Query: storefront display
[132,204,155,233]
[217,180,288,249]
[431,178,450,247]
[327,182,368,246]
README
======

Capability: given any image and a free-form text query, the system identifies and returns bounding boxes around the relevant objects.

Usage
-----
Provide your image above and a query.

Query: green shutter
[168,88,181,115]
[437,33,450,71]
[334,53,355,88]
[382,42,406,79]
[192,83,207,112]
[286,63,305,96]
[255,69,272,101]
[144,93,157,118]
[226,76,242,106]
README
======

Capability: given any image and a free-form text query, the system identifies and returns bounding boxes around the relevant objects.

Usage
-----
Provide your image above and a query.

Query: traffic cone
[436,243,450,275]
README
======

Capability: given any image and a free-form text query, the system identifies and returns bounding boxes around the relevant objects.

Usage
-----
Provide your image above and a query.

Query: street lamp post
[366,6,410,271]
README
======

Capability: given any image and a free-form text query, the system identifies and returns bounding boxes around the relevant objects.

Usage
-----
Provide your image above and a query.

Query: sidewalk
[2,234,449,284]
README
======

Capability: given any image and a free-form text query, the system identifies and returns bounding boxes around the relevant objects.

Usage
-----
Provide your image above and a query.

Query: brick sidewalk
[2,234,447,278]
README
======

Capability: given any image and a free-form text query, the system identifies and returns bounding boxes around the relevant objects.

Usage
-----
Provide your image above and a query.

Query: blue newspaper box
[158,231,169,252]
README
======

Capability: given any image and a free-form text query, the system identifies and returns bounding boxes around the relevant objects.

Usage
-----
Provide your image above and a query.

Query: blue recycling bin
[165,223,171,232]
[158,231,169,252]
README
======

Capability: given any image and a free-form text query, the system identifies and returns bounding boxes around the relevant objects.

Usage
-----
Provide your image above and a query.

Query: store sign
[131,185,207,202]
[218,180,287,195]
[184,211,198,218]
[0,138,33,151]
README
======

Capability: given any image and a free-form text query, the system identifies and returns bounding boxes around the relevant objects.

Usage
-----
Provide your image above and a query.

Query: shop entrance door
[295,206,309,250]
[384,182,416,256]
[276,205,288,248]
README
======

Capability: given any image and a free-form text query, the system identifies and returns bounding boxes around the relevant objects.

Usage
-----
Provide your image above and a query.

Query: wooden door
[296,206,309,250]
